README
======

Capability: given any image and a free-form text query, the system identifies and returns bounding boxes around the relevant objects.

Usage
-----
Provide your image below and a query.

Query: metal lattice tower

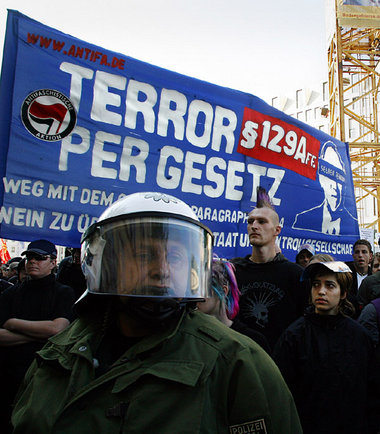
[328,15,380,230]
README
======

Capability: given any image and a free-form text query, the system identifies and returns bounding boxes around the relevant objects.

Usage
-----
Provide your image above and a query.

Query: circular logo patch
[21,89,77,141]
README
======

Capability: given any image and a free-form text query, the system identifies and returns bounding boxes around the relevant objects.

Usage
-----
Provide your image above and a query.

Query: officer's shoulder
[183,310,266,354]
[47,316,98,346]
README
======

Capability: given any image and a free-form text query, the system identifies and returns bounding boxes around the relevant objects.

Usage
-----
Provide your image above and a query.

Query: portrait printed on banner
[342,0,380,5]
[292,141,357,235]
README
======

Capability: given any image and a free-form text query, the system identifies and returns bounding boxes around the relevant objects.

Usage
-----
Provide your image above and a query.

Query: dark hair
[17,258,26,273]
[353,239,372,254]
[309,264,355,316]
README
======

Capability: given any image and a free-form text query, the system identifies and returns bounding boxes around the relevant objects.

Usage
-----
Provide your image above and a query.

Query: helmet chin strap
[114,297,187,328]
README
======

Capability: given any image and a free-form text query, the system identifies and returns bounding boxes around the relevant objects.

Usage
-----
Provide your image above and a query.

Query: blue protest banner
[0,10,359,261]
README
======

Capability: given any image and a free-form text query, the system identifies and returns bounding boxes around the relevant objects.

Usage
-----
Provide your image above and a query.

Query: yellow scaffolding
[328,15,380,230]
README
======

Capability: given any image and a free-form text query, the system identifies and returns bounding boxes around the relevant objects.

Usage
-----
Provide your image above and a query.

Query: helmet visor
[82,216,212,300]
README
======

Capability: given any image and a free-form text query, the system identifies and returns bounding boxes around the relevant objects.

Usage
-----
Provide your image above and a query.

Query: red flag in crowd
[0,239,11,264]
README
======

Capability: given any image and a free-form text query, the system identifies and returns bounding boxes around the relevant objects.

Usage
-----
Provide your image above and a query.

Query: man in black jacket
[346,239,373,296]
[231,203,307,350]
[0,239,76,433]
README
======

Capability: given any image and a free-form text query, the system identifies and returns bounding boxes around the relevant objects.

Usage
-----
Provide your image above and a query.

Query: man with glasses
[0,239,76,433]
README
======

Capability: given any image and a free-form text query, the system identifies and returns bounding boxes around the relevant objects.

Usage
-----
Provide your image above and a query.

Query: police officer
[12,192,302,433]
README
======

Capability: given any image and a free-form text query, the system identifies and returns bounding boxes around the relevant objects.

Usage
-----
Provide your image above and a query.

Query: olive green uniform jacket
[12,310,302,433]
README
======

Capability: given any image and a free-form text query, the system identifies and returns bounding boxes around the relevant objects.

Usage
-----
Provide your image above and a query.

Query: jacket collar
[37,308,189,368]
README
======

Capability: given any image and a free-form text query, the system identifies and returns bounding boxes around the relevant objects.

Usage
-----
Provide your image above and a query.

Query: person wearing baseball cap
[295,243,315,269]
[21,239,57,258]
[0,240,76,433]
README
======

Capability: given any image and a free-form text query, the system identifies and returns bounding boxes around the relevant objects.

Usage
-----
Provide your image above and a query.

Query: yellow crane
[328,0,380,230]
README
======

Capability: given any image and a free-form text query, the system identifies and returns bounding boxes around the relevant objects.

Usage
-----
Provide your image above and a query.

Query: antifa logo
[29,101,68,134]
[21,89,76,141]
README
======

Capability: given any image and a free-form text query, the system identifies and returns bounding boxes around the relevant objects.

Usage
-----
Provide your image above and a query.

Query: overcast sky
[0,0,328,103]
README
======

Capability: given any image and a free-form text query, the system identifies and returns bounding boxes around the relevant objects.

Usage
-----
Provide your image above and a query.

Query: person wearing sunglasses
[0,239,76,434]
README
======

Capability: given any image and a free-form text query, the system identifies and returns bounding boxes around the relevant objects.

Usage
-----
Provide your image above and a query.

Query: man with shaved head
[231,191,307,350]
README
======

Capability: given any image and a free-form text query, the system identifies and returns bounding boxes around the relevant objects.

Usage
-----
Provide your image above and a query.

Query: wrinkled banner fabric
[0,10,359,261]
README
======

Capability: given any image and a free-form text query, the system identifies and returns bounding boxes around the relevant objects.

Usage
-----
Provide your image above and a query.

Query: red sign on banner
[237,107,320,180]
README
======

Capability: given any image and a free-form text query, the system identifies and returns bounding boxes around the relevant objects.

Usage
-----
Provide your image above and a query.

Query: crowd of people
[0,190,380,433]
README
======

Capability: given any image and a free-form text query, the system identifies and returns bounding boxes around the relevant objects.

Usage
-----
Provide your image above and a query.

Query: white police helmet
[80,192,213,302]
